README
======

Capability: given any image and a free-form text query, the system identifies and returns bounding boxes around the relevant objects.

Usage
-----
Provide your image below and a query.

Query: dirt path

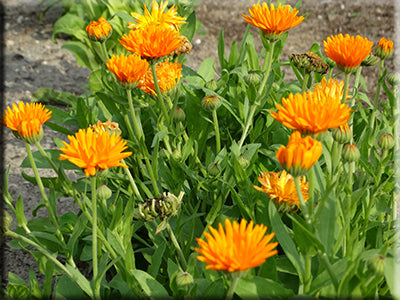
[1,0,397,288]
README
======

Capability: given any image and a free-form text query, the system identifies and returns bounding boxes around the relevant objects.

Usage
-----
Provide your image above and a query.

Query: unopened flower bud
[342,144,360,162]
[96,184,112,201]
[175,271,194,287]
[375,37,393,60]
[368,254,386,275]
[21,124,44,144]
[361,54,380,67]
[386,73,400,87]
[1,209,12,233]
[86,16,112,43]
[202,95,222,112]
[377,133,395,150]
[173,107,186,123]
[238,154,250,169]
[245,72,261,86]
[291,52,328,74]
[205,79,218,91]
[332,124,351,144]
[207,162,221,177]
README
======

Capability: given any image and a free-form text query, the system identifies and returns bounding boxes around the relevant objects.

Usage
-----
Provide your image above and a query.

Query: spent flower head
[2,101,52,144]
[195,218,278,272]
[86,16,112,42]
[242,2,304,42]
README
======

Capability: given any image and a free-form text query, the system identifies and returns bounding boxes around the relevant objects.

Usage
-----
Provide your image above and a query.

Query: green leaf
[200,278,225,297]
[268,202,304,282]
[197,57,215,82]
[147,242,166,278]
[130,269,169,297]
[180,11,197,41]
[62,41,98,70]
[89,69,104,94]
[217,29,227,70]
[53,274,89,300]
[7,273,29,299]
[29,268,43,299]
[52,13,87,43]
[64,264,93,298]
[384,253,400,299]
[76,97,93,128]
[15,195,28,228]
[236,276,294,298]
[228,40,239,69]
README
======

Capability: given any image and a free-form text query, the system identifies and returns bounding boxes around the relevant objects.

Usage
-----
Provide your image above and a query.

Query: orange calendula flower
[86,16,112,42]
[2,101,51,144]
[195,219,278,272]
[276,131,322,177]
[128,0,186,31]
[242,3,304,41]
[59,128,132,177]
[375,37,393,60]
[254,170,308,213]
[323,34,373,73]
[137,59,182,95]
[271,78,351,135]
[106,53,149,89]
[119,23,184,60]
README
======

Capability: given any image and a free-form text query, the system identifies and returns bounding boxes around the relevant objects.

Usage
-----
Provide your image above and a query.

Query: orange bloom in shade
[375,37,394,60]
[59,128,132,177]
[128,0,186,31]
[137,59,182,95]
[271,78,351,135]
[323,34,373,73]
[106,53,149,89]
[195,219,278,272]
[119,23,184,60]
[254,170,308,213]
[86,16,112,42]
[2,101,51,143]
[242,3,304,41]
[276,131,322,177]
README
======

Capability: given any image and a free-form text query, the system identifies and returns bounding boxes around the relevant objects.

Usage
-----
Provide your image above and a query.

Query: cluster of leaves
[2,0,398,299]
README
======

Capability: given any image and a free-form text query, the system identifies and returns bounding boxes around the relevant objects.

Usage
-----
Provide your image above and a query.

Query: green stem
[126,88,143,139]
[144,157,160,196]
[342,72,351,104]
[352,66,362,96]
[166,223,187,270]
[25,143,65,244]
[238,40,275,148]
[369,59,385,129]
[304,254,312,294]
[225,272,242,300]
[212,109,221,153]
[301,72,310,92]
[294,176,312,226]
[91,175,101,299]
[121,159,143,202]
[318,251,339,292]
[100,42,109,61]
[5,230,93,298]
[150,62,172,131]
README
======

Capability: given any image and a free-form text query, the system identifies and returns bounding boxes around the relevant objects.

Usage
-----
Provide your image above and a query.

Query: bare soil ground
[1,0,398,289]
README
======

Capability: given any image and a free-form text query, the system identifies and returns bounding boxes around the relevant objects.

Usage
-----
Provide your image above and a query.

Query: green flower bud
[245,72,262,86]
[377,133,395,150]
[205,79,218,91]
[173,107,186,123]
[207,162,221,177]
[1,209,12,233]
[202,95,222,112]
[332,124,351,144]
[96,184,112,201]
[386,73,400,87]
[17,125,44,144]
[361,54,380,67]
[342,144,360,162]
[368,254,386,276]
[237,154,250,169]
[175,271,194,287]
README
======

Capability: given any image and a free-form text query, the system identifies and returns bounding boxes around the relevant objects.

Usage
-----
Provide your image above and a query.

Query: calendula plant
[2,0,398,299]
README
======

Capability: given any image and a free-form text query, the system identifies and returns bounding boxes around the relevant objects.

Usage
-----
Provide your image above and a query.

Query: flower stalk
[166,222,187,270]
[91,175,101,299]
[294,176,312,225]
